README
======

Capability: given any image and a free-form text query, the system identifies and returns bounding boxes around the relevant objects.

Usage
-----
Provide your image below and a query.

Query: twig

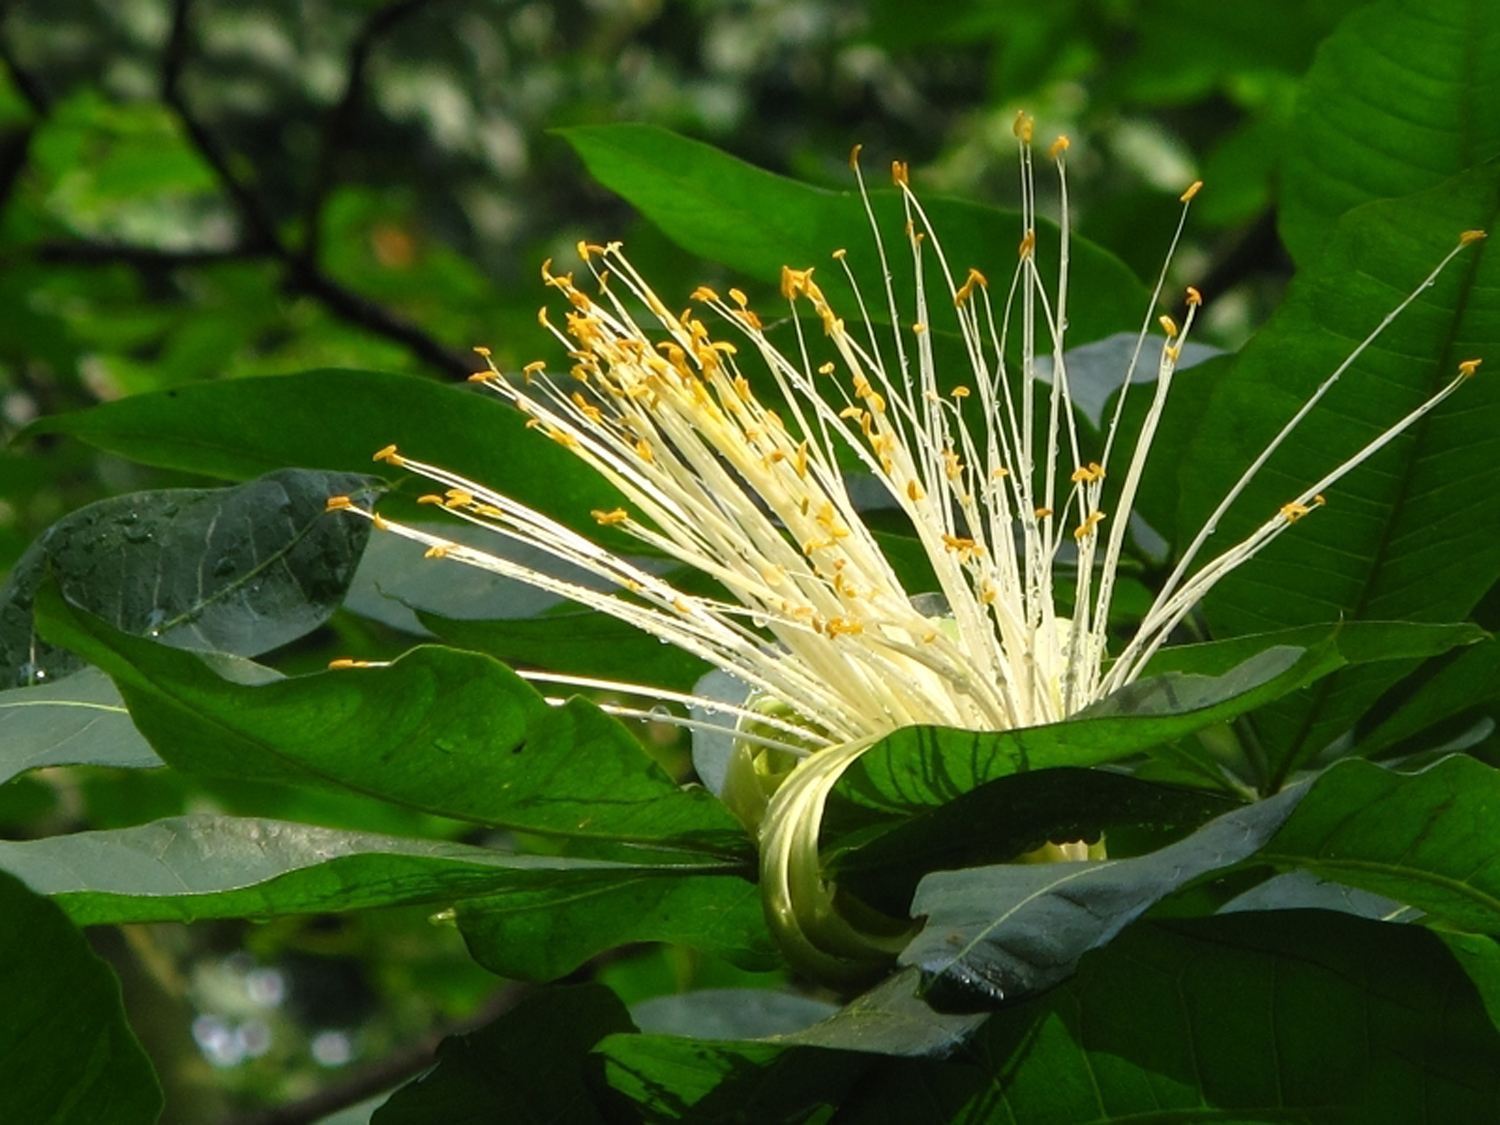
[300,0,447,263]
[221,982,531,1125]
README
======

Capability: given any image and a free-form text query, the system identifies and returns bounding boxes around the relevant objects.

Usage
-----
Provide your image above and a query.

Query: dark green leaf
[1256,755,1500,930]
[0,815,723,925]
[1179,164,1500,784]
[629,989,837,1040]
[0,468,374,686]
[832,644,1331,821]
[36,585,749,857]
[0,668,161,786]
[840,914,1500,1123]
[902,785,1304,1007]
[25,369,629,546]
[1280,0,1500,263]
[1358,636,1500,756]
[373,985,631,1125]
[0,871,161,1125]
[456,872,775,981]
[559,124,1147,347]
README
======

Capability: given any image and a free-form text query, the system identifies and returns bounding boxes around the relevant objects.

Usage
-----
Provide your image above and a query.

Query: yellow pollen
[992,466,1010,479]
[907,480,926,501]
[1180,180,1204,203]
[1165,344,1181,363]
[951,385,970,399]
[327,658,378,670]
[468,371,495,383]
[1186,286,1203,306]
[417,494,445,505]
[444,489,474,507]
[891,160,910,187]
[1458,358,1483,378]
[472,346,492,358]
[1460,229,1488,246]
[1034,507,1053,519]
[1074,511,1107,540]
[1012,111,1034,143]
[912,322,927,335]
[1280,495,1326,523]
[424,545,451,559]
[825,617,864,638]
[1159,314,1179,338]
[832,248,847,261]
[635,438,654,463]
[1018,229,1035,259]
[372,513,390,531]
[728,288,749,307]
[1070,462,1105,483]
[1049,135,1071,159]
[690,286,719,303]
[325,495,353,512]
[591,508,629,526]
[373,444,403,465]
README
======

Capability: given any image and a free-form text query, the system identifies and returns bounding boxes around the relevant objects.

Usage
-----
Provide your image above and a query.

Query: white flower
[328,119,1483,981]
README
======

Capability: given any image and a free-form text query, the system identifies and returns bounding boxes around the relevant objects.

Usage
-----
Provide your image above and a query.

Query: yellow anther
[1185,285,1203,307]
[1018,229,1035,259]
[951,386,970,399]
[1460,229,1488,246]
[848,143,863,170]
[372,513,390,531]
[325,495,353,512]
[472,346,492,358]
[826,617,864,638]
[468,371,495,383]
[942,534,977,555]
[424,545,451,559]
[443,488,474,508]
[417,494,445,506]
[1049,135,1071,160]
[327,658,377,670]
[913,322,927,335]
[1280,495,1326,523]
[591,508,629,526]
[1070,462,1105,483]
[1180,180,1204,203]
[1159,314,1179,338]
[635,438,654,463]
[690,286,720,303]
[817,362,836,376]
[1458,358,1483,378]
[780,265,815,301]
[373,444,403,465]
[1034,507,1053,519]
[794,441,809,479]
[891,160,910,187]
[992,466,1010,480]
[522,359,547,379]
[1165,344,1181,363]
[1012,111,1034,143]
[728,288,749,307]
[907,480,926,501]
[1074,511,1107,540]
[832,248,847,261]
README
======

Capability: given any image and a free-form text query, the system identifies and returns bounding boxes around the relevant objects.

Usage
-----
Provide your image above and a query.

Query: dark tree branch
[150,0,471,377]
[300,0,447,263]
[221,983,531,1125]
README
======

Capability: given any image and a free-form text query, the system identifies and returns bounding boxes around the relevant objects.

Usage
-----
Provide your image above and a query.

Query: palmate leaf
[596,914,1500,1122]
[1178,164,1500,785]
[1280,0,1500,265]
[0,668,161,787]
[0,872,161,1125]
[35,584,750,859]
[0,468,374,686]
[558,123,1147,347]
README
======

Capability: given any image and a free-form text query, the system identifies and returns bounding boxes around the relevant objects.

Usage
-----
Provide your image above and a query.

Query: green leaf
[901,785,1304,1007]
[838,914,1500,1122]
[831,644,1332,821]
[558,124,1147,347]
[0,814,724,926]
[0,871,161,1125]
[24,369,628,546]
[457,874,775,982]
[373,985,631,1124]
[1178,164,1500,784]
[630,989,838,1040]
[1358,636,1500,756]
[36,585,749,858]
[600,914,1500,1121]
[1280,0,1500,264]
[0,668,161,787]
[0,468,374,685]
[827,768,1234,915]
[1256,755,1500,930]
[1141,619,1487,678]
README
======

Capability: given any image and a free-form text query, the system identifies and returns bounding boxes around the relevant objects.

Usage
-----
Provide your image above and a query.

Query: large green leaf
[1256,755,1500,930]
[0,815,728,926]
[831,639,1362,822]
[456,872,775,982]
[0,668,161,787]
[1357,636,1500,756]
[839,913,1500,1122]
[1280,0,1500,264]
[559,124,1147,347]
[0,468,373,686]
[24,369,629,546]
[598,913,1500,1121]
[901,785,1304,1007]
[373,985,631,1125]
[0,871,161,1125]
[1178,165,1500,785]
[35,585,749,858]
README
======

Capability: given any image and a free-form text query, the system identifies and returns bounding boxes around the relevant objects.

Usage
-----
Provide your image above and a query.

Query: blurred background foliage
[0,0,1401,1119]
